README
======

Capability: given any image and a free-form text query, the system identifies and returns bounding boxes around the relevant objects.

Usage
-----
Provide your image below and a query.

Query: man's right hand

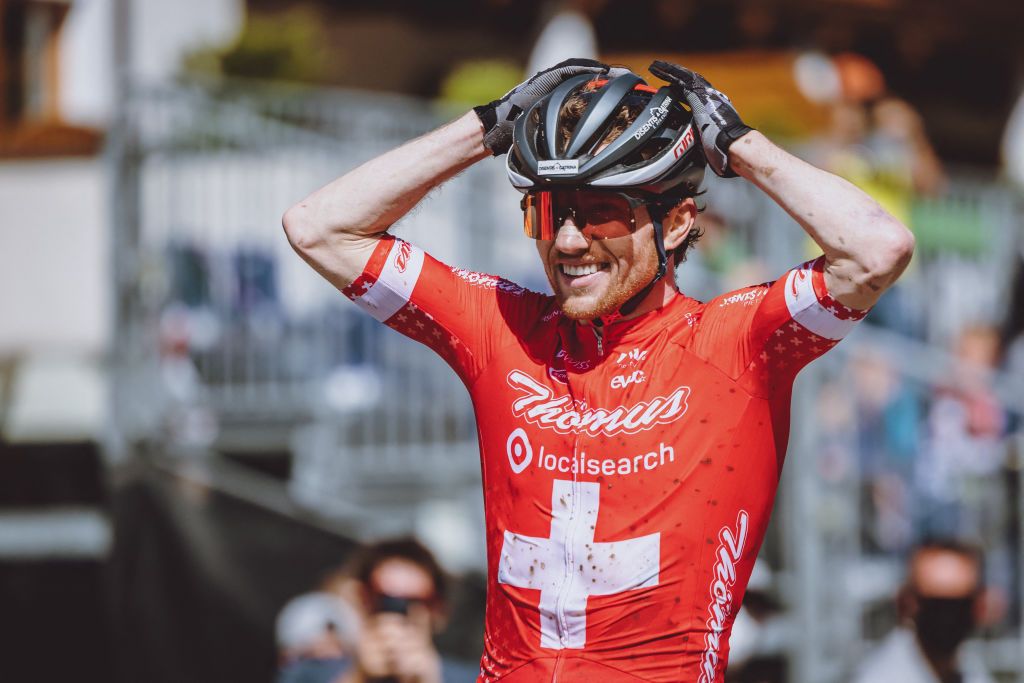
[353,608,442,683]
[474,58,629,156]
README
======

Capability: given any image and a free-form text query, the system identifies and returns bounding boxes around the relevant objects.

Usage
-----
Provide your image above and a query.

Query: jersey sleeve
[341,235,546,385]
[694,256,869,383]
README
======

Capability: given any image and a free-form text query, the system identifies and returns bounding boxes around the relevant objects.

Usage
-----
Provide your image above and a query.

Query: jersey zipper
[555,366,583,652]
[554,469,581,649]
[591,325,604,357]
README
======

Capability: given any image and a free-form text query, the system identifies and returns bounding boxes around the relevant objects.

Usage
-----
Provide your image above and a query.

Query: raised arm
[282,112,487,290]
[728,132,914,310]
[283,59,628,291]
[649,60,914,311]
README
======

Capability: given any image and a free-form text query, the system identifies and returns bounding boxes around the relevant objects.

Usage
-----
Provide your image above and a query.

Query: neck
[619,267,680,321]
[591,276,679,330]
[917,636,961,682]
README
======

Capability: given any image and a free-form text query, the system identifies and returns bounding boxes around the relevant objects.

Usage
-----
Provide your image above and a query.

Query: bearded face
[535,207,660,321]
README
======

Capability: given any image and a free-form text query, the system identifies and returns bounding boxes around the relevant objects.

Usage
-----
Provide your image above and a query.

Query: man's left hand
[648,60,753,178]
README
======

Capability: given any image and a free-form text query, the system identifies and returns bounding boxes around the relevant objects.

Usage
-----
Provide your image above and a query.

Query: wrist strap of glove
[473,102,498,135]
[716,125,754,178]
[717,124,753,152]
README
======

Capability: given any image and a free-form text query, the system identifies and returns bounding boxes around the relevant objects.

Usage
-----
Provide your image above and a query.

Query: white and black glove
[649,60,754,178]
[474,58,629,156]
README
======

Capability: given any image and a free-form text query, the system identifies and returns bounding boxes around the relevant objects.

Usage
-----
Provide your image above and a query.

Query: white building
[0,0,244,441]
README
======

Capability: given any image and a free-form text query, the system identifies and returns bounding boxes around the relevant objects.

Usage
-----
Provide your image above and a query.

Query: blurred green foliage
[437,59,523,111]
[182,6,330,83]
[911,197,988,256]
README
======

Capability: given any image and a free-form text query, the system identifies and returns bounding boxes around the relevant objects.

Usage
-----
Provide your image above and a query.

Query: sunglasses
[521,190,653,241]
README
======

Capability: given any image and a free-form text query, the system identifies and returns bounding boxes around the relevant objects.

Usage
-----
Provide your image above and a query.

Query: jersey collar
[578,292,699,349]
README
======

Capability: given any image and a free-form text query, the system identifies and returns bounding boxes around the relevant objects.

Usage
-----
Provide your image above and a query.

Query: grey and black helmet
[506,71,706,197]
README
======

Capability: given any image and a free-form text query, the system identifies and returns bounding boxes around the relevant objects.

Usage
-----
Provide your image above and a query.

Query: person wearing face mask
[853,540,994,683]
[284,58,914,682]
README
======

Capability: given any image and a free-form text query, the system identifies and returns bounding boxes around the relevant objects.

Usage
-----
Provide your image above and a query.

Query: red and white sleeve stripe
[342,236,425,323]
[783,257,868,340]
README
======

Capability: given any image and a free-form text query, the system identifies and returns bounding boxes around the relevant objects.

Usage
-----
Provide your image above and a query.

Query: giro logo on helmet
[632,95,672,141]
[673,126,696,159]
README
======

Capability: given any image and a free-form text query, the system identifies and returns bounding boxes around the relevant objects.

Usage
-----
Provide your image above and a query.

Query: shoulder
[446,263,554,315]
[695,282,773,335]
[446,264,539,299]
[706,283,772,313]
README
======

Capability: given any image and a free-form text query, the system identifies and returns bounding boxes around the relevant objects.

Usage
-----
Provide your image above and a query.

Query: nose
[554,219,589,254]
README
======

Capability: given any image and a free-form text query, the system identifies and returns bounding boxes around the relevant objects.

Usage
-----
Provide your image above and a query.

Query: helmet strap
[616,214,668,317]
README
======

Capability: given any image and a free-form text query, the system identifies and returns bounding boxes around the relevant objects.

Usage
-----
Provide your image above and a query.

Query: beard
[554,248,659,321]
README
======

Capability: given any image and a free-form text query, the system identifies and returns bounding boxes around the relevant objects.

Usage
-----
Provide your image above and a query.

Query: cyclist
[283,59,914,682]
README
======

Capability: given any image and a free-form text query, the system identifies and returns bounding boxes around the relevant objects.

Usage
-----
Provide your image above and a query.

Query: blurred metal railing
[109,81,505,458]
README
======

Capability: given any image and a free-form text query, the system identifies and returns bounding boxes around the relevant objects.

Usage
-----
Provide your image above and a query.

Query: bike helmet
[507,70,706,316]
[507,71,705,194]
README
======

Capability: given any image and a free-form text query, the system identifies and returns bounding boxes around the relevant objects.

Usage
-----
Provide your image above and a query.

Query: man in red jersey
[283,59,914,682]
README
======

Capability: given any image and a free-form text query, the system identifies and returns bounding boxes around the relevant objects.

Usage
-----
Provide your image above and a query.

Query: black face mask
[914,596,976,653]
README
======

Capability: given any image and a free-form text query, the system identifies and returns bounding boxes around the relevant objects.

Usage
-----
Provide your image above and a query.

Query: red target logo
[506,428,533,474]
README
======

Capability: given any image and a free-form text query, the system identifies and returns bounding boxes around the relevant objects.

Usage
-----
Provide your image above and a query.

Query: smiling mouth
[557,262,610,289]
[560,263,609,277]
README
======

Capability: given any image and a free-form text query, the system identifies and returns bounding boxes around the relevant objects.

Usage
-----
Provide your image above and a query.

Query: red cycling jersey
[343,235,866,682]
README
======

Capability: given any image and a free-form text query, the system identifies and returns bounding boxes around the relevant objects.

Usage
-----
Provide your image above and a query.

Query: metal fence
[108,79,1024,680]
[109,82,496,454]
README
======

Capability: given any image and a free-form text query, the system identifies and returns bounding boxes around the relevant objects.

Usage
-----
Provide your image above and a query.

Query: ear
[973,586,1007,628]
[661,197,698,252]
[896,584,917,625]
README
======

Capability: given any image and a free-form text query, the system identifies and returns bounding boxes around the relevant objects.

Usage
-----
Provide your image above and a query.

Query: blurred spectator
[849,352,922,554]
[337,538,477,683]
[1002,255,1024,405]
[915,326,1007,539]
[811,53,946,224]
[276,592,360,683]
[852,540,994,683]
[870,97,946,197]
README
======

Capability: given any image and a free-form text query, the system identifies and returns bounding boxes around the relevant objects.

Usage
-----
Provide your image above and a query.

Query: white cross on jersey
[497,479,661,649]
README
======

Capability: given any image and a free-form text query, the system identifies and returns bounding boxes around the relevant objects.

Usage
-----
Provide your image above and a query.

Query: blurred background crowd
[2,0,1024,681]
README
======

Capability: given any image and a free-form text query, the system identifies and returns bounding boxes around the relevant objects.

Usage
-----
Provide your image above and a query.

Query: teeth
[562,263,604,277]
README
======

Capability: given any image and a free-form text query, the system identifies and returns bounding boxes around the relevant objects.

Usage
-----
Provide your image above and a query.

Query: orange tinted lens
[523,192,555,240]
[524,191,637,240]
[575,192,634,239]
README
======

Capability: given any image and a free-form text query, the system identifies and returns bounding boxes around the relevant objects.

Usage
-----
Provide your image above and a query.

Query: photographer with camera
[339,539,476,683]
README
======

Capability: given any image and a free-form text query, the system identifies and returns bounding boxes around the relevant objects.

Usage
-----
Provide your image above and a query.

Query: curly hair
[343,537,448,608]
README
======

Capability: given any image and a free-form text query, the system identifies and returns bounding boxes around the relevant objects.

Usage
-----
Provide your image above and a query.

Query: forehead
[910,549,979,597]
[369,558,434,598]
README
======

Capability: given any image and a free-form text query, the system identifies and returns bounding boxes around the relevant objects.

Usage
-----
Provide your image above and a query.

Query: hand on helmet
[475,58,630,156]
[648,60,753,178]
